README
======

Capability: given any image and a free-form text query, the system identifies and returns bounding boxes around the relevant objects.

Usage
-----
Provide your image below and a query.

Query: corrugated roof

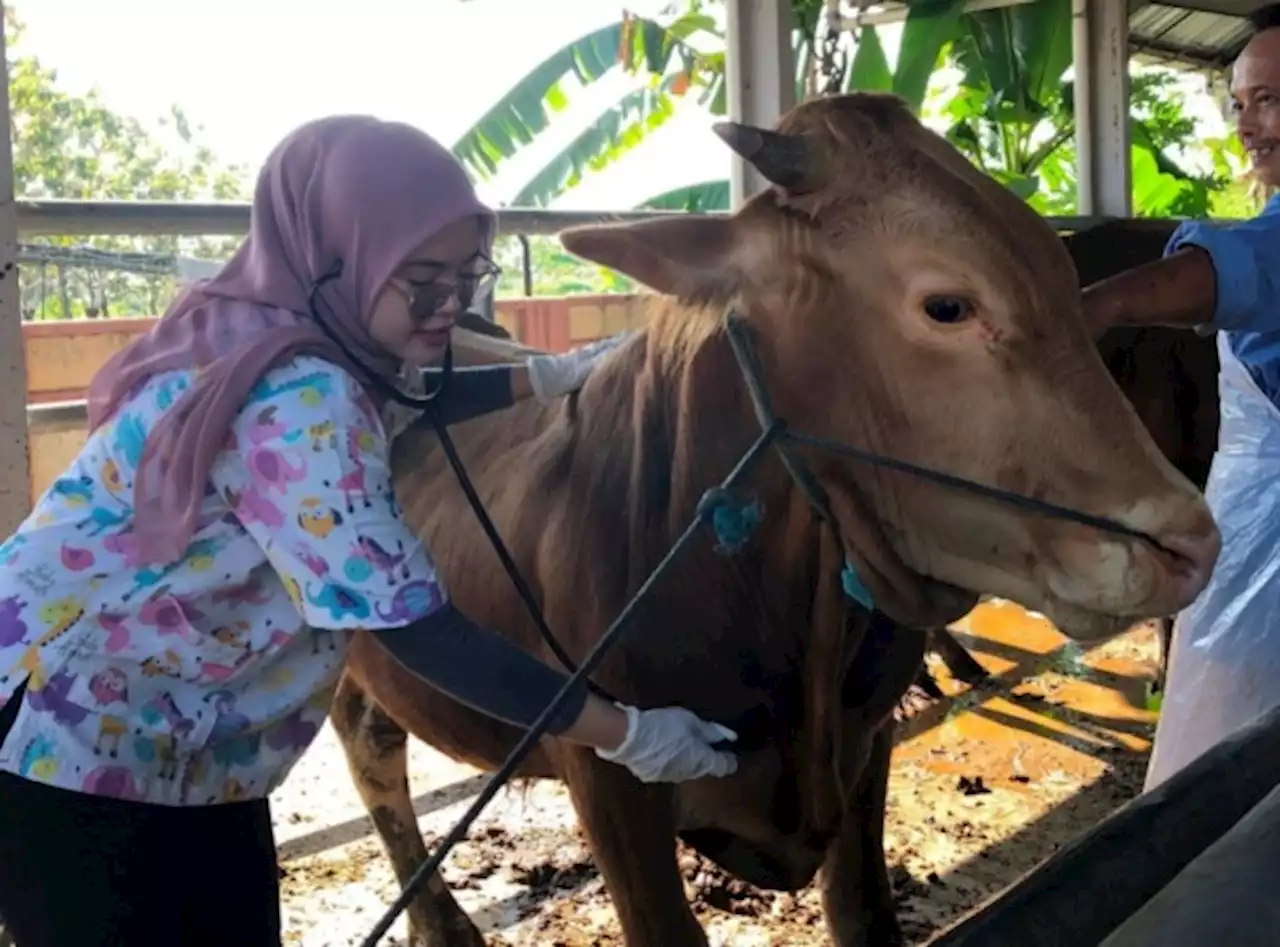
[857,2,1259,73]
[1129,1,1264,70]
[881,2,1264,73]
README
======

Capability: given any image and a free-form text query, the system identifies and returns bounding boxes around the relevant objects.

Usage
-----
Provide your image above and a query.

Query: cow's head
[560,93,1219,641]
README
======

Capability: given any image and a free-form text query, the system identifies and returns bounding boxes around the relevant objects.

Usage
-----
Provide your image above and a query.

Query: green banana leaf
[952,0,1072,126]
[845,25,892,94]
[892,0,968,110]
[451,13,719,182]
[510,76,688,207]
[638,178,731,211]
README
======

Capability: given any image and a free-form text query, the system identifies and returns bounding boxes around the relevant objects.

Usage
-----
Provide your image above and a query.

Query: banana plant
[940,0,1234,217]
[460,0,967,213]
[640,0,969,211]
[845,0,968,107]
[450,7,726,208]
[941,0,1074,203]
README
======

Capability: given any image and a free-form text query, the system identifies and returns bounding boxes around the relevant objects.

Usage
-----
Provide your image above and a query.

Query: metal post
[1208,67,1233,127]
[1072,0,1131,217]
[0,3,30,535]
[1099,782,1280,947]
[725,0,796,206]
[927,700,1280,947]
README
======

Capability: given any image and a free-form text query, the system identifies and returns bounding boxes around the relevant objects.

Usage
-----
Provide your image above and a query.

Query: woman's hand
[523,332,634,401]
[564,697,739,783]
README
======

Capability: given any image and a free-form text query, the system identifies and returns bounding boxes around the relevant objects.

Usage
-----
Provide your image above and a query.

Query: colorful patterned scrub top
[0,356,445,805]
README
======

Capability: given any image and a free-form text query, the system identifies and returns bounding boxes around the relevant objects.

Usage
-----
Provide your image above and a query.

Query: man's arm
[1083,247,1218,332]
[1084,210,1280,335]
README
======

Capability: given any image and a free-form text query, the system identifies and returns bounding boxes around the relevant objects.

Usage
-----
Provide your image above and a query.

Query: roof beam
[1130,36,1238,71]
[837,0,1034,29]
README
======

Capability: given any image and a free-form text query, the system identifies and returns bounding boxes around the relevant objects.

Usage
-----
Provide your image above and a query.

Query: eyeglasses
[400,253,502,322]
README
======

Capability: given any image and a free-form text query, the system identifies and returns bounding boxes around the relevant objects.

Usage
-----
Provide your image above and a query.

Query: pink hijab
[88,114,496,566]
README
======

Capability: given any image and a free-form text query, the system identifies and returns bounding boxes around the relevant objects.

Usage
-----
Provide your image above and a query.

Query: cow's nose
[1152,501,1221,595]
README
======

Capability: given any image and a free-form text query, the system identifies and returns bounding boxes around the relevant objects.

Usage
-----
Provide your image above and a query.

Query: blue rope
[841,559,875,611]
[698,488,765,556]
[699,489,874,610]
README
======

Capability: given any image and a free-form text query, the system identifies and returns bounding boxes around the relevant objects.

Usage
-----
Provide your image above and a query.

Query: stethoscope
[306,258,454,410]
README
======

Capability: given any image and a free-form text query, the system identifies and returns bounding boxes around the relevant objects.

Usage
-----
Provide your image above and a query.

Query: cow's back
[371,335,809,768]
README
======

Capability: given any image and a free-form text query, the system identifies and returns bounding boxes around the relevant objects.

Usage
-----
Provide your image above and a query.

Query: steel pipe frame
[14,198,1157,240]
[925,700,1280,947]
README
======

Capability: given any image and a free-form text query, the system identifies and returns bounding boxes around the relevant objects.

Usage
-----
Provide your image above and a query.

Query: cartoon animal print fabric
[0,356,445,805]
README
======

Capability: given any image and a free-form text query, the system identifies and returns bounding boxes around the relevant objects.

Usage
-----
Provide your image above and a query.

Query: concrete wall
[24,293,652,500]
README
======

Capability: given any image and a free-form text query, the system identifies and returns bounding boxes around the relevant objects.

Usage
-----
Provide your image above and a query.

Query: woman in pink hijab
[0,115,737,946]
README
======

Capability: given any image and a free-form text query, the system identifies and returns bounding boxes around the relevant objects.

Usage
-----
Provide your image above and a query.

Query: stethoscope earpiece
[306,258,452,410]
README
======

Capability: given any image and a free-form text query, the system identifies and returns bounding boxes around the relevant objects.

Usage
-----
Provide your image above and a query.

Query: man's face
[1231,28,1280,188]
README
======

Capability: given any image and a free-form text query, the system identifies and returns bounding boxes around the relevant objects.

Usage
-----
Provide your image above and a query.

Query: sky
[16,0,1231,211]
[17,0,743,209]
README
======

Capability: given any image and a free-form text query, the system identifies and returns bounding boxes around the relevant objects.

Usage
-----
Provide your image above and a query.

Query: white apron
[1145,334,1280,790]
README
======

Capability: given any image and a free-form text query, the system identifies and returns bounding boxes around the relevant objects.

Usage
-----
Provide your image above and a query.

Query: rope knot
[841,559,874,610]
[697,488,764,556]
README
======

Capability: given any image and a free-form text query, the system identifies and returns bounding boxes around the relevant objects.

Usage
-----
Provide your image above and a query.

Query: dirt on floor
[272,601,1163,946]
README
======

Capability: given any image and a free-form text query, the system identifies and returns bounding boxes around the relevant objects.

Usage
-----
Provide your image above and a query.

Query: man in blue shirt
[1083,4,1280,789]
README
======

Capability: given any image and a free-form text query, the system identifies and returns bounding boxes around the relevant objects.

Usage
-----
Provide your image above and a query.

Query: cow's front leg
[561,747,707,947]
[332,673,484,947]
[820,724,903,947]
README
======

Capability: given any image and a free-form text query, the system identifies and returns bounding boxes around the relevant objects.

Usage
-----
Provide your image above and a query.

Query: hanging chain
[819,0,846,97]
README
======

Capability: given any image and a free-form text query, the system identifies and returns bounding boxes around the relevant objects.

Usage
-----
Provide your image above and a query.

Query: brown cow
[468,226,1219,702]
[460,232,1215,704]
[921,221,1221,699]
[333,93,1218,947]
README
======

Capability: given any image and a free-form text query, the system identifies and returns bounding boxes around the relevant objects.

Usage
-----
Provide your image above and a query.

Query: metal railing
[17,199,1169,430]
[26,400,91,427]
[16,198,1142,238]
[15,199,708,238]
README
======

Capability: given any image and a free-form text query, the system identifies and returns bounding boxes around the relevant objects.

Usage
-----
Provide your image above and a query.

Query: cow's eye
[923,295,974,324]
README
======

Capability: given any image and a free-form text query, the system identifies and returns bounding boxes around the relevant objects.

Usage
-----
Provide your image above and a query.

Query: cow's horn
[712,121,814,191]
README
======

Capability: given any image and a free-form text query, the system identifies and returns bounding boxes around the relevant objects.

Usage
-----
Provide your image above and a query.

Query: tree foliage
[8,7,250,319]
[491,234,637,298]
[449,8,726,208]
[465,0,1254,229]
[938,0,1256,219]
[14,1,1261,311]
[9,3,637,311]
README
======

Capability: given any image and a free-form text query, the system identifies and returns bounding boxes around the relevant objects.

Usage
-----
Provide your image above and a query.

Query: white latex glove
[595,703,740,783]
[526,332,633,401]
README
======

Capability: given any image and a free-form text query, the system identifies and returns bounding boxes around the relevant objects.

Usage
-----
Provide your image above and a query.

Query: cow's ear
[560,216,739,300]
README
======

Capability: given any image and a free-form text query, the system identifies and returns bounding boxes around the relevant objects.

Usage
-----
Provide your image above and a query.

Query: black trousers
[0,687,283,946]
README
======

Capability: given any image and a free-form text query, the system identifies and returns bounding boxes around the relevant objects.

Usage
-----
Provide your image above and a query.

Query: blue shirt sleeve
[1165,202,1280,333]
[420,364,515,425]
[369,603,587,735]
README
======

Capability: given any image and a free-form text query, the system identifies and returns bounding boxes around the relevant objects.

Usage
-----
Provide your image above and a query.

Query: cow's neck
[615,312,916,837]
[630,312,805,565]
[618,306,959,631]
